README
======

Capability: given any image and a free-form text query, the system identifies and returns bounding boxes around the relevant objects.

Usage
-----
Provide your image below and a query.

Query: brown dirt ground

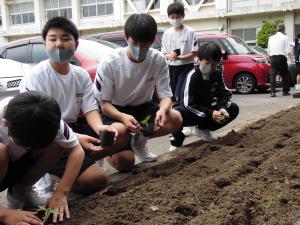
[63,106,300,225]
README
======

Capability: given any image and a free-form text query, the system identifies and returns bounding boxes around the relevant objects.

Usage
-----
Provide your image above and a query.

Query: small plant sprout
[140,114,151,126]
[38,206,56,223]
[265,196,278,208]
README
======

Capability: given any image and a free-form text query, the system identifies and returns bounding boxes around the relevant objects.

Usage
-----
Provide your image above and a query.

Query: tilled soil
[63,106,300,225]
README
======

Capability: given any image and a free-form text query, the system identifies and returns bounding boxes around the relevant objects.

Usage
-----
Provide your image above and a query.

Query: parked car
[0,58,31,100]
[251,45,298,86]
[87,29,164,51]
[198,34,270,94]
[0,37,115,81]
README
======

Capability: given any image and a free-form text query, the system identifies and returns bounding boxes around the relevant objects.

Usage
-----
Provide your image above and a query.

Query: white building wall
[0,0,299,43]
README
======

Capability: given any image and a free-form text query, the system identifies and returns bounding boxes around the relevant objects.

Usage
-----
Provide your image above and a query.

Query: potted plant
[140,114,155,137]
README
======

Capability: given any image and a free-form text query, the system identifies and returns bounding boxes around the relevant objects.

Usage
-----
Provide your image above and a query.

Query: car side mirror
[222,49,228,60]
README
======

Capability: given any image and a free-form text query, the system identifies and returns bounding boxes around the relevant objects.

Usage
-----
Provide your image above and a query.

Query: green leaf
[140,114,151,125]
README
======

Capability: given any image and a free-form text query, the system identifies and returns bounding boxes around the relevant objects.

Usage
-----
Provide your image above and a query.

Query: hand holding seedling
[1,208,43,225]
[38,206,55,224]
[121,113,141,133]
[46,191,69,223]
[212,109,229,124]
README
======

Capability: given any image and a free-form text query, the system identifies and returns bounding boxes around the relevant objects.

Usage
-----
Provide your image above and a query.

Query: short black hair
[124,14,157,44]
[197,42,222,63]
[167,2,185,16]
[42,17,79,41]
[277,24,285,33]
[4,91,61,150]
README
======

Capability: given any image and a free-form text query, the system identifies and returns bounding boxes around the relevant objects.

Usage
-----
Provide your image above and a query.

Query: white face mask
[199,63,211,80]
[127,44,149,61]
[169,18,183,28]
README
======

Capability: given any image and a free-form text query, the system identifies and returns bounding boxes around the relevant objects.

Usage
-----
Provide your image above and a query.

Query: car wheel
[234,73,256,94]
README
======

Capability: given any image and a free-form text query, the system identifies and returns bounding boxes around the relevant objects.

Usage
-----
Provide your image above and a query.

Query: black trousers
[169,63,194,100]
[173,103,239,136]
[270,55,290,93]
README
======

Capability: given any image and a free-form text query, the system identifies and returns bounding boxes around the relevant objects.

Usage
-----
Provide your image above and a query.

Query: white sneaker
[7,173,54,210]
[131,133,157,162]
[194,128,217,142]
[169,145,177,151]
[182,127,194,137]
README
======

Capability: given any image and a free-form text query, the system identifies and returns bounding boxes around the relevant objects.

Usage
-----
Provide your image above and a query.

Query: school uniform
[161,26,198,99]
[94,47,172,125]
[19,60,98,176]
[0,97,80,190]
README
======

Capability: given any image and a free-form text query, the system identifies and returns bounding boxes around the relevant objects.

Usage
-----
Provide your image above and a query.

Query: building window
[177,0,214,5]
[81,0,113,18]
[125,0,160,13]
[232,28,257,45]
[44,0,72,20]
[9,2,35,25]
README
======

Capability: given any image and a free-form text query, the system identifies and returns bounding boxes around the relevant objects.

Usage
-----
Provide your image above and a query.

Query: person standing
[268,24,292,97]
[161,2,198,102]
[293,33,300,98]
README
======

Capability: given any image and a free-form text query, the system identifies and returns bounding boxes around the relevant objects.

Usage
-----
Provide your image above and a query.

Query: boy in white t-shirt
[0,91,85,224]
[20,17,134,180]
[161,2,198,102]
[94,14,182,162]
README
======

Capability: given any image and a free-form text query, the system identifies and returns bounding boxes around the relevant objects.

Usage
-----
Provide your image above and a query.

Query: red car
[0,37,115,81]
[198,34,270,94]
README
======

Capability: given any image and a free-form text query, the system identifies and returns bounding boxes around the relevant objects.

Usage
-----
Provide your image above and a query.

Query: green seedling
[38,206,55,223]
[140,114,151,126]
[265,196,278,208]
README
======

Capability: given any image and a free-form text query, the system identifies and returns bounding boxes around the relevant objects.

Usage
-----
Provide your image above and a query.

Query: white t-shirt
[94,48,172,107]
[20,60,98,123]
[268,32,291,56]
[0,97,79,161]
[161,26,198,66]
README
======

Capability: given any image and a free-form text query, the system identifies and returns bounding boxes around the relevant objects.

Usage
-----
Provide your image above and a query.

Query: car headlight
[252,57,269,64]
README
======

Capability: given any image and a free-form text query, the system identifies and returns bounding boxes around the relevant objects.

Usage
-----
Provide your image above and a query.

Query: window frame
[80,0,114,18]
[8,1,35,25]
[44,0,73,20]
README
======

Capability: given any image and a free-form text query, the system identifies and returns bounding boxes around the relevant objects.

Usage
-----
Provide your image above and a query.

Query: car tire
[234,73,256,94]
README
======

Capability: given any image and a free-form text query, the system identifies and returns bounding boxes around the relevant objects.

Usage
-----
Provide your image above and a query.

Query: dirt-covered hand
[1,208,43,225]
[121,114,141,133]
[46,191,69,223]
[77,133,103,152]
[212,110,224,123]
[219,108,229,118]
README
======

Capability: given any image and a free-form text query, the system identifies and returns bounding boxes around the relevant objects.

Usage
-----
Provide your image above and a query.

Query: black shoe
[270,93,276,97]
[282,92,291,96]
[169,131,185,150]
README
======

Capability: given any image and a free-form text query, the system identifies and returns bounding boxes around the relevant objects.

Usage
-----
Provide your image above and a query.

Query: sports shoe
[6,173,54,210]
[131,133,157,162]
[182,127,194,137]
[270,92,276,97]
[293,92,300,98]
[282,92,291,96]
[194,128,217,142]
[169,131,185,151]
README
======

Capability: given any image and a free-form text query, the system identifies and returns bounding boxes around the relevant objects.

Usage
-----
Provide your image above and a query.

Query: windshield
[77,39,114,60]
[223,36,254,55]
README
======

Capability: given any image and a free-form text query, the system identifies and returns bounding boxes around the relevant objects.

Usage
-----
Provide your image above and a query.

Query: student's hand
[212,110,224,123]
[155,109,167,129]
[99,125,118,142]
[121,114,141,133]
[219,108,229,118]
[1,208,43,225]
[46,191,69,223]
[77,133,103,152]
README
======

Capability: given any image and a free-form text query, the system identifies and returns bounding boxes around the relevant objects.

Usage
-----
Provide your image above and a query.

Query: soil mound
[64,106,300,225]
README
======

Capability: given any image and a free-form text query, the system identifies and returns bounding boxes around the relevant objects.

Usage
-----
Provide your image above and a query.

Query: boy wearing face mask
[94,14,182,162]
[161,2,198,102]
[169,42,239,150]
[20,17,134,195]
